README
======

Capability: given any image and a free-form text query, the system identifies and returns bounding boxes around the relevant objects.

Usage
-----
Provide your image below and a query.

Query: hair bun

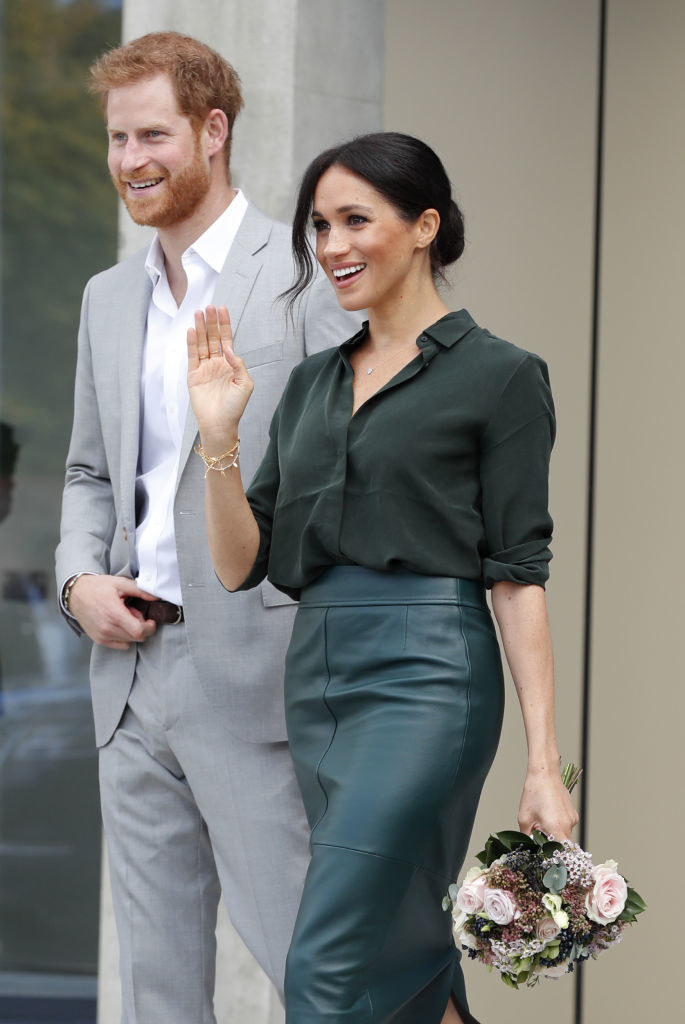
[434,199,465,270]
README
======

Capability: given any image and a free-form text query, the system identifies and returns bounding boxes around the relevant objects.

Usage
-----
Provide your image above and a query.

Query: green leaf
[501,973,519,989]
[532,829,550,846]
[543,863,567,893]
[495,830,532,850]
[542,841,564,858]
[626,887,647,913]
[442,896,452,912]
[483,834,508,866]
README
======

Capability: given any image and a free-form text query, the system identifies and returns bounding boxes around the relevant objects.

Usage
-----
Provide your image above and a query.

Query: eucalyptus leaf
[543,863,567,893]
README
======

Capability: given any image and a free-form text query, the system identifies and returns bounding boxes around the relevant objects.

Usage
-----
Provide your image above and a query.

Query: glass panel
[0,0,122,1016]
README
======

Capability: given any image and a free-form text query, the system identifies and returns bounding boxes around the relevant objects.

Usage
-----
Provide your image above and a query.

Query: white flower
[451,909,469,935]
[460,930,480,950]
[542,893,569,930]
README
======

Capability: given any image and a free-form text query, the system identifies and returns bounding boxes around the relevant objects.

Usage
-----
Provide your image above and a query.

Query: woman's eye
[312,220,329,233]
[348,214,367,225]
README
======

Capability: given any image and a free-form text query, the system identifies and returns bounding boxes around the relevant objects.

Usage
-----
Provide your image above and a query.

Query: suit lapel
[176,204,273,481]
[119,258,152,524]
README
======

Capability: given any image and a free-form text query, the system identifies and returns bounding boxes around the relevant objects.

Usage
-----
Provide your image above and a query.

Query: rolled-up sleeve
[479,353,555,588]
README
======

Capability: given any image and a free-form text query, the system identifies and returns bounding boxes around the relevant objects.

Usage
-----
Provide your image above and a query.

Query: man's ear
[204,108,229,157]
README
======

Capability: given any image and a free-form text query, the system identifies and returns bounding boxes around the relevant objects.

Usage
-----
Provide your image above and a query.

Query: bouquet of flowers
[443,765,646,988]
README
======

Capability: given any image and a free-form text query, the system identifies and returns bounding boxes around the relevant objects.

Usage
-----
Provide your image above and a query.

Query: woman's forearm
[491,581,559,768]
[201,439,261,591]
[491,580,578,838]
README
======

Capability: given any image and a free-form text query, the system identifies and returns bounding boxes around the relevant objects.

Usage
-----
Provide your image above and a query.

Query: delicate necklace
[360,340,419,375]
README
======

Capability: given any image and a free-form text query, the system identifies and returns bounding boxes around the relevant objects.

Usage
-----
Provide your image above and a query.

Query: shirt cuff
[482,540,552,589]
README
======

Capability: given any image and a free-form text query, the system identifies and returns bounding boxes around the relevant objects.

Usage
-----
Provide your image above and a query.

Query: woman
[187,132,578,1024]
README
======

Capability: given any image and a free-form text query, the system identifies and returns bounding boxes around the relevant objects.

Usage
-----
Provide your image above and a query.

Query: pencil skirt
[282,566,505,1023]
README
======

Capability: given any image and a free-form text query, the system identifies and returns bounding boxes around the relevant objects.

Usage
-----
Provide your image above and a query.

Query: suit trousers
[98,622,310,1024]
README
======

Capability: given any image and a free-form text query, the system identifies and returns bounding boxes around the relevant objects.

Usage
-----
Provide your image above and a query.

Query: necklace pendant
[367,367,374,375]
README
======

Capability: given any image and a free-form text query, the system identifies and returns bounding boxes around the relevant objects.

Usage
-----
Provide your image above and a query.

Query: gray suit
[56,202,360,1022]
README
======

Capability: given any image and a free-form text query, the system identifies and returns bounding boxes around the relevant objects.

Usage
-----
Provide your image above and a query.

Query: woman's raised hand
[187,305,254,450]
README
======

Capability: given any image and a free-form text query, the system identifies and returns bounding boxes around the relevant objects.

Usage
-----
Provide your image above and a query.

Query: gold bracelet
[194,438,240,476]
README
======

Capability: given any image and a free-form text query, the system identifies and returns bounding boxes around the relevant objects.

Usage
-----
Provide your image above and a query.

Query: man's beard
[113,141,211,228]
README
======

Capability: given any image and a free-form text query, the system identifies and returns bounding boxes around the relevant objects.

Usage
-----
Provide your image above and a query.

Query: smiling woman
[187,131,577,1024]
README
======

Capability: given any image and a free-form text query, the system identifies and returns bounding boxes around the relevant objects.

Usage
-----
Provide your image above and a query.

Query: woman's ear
[416,208,441,249]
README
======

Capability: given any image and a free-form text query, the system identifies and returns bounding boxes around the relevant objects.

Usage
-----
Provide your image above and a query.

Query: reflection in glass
[0,0,122,1015]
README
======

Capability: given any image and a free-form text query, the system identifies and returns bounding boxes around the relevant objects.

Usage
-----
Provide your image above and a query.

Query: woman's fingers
[205,305,223,358]
[217,305,234,352]
[194,309,211,362]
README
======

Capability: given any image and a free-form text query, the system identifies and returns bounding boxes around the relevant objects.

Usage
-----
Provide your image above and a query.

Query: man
[56,31,360,1023]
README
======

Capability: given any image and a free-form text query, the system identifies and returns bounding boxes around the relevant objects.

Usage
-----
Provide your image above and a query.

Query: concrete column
[99,2,384,1022]
[118,0,385,256]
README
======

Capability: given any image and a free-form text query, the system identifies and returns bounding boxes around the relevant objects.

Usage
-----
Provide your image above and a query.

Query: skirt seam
[309,607,337,838]
[310,840,453,883]
[417,601,473,877]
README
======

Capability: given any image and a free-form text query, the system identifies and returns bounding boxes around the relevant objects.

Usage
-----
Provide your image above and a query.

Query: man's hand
[67,574,159,649]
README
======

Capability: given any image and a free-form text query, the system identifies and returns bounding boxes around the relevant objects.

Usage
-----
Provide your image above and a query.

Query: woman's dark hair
[283,131,465,310]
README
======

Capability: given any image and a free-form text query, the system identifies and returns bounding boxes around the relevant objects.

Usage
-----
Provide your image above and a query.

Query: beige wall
[585,0,685,1019]
[386,1,680,1021]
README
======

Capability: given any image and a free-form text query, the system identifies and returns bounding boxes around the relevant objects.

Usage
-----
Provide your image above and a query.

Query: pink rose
[456,874,487,915]
[585,862,628,925]
[483,887,520,926]
[536,915,561,944]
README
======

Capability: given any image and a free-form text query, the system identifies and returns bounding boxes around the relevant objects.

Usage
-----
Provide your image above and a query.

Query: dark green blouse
[241,310,555,599]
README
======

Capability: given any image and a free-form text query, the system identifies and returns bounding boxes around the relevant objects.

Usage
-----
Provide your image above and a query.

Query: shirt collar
[420,310,478,348]
[339,309,478,358]
[144,189,249,283]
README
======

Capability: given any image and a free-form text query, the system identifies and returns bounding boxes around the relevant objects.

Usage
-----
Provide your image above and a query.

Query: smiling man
[55,31,360,1024]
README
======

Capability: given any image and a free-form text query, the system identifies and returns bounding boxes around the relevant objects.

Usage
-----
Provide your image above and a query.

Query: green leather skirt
[283,567,505,1023]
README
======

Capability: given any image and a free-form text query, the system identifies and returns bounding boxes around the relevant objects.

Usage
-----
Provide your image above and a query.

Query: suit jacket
[56,202,361,747]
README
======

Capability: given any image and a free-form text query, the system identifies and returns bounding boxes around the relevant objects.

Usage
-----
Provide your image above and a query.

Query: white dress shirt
[134,191,248,604]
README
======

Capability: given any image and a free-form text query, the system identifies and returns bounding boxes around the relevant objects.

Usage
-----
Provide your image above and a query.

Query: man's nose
[119,139,149,175]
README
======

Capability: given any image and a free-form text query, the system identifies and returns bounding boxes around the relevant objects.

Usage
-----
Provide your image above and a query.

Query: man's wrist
[61,571,95,616]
